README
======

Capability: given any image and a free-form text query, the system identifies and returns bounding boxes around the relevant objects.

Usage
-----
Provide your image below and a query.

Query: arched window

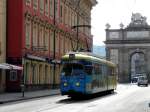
[25,63,30,84]
[45,65,48,84]
[25,20,31,48]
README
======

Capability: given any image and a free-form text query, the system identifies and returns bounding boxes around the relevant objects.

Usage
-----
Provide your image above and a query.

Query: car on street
[137,76,148,86]
[131,77,139,83]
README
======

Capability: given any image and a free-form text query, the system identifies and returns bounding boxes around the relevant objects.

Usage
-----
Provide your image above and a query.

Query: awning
[0,63,23,70]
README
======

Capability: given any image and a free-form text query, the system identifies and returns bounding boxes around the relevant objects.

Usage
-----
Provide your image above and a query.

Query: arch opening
[130,52,146,80]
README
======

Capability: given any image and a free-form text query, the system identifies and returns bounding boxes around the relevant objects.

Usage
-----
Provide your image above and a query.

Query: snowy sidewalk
[0,89,60,104]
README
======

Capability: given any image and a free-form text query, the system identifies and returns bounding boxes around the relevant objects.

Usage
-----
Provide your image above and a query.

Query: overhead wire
[132,0,137,13]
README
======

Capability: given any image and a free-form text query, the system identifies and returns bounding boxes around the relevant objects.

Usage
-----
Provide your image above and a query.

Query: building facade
[105,13,150,83]
[7,0,97,91]
[0,0,6,93]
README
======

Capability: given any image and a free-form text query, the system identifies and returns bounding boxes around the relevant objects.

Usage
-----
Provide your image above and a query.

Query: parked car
[131,77,139,83]
[137,76,148,86]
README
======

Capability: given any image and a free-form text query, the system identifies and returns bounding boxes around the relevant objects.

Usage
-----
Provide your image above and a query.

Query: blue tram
[60,52,117,97]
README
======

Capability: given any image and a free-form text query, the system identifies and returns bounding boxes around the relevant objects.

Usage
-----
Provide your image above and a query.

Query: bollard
[21,84,25,97]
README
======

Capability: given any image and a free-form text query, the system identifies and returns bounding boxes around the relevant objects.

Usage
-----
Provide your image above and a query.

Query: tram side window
[93,63,102,75]
[111,68,116,75]
[108,67,115,76]
[99,64,102,74]
[102,65,107,76]
[107,67,111,76]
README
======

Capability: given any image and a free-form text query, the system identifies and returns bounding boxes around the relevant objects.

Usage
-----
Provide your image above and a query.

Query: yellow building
[0,0,6,93]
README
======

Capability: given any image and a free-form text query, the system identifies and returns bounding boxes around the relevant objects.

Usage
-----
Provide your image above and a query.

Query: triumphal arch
[105,13,150,83]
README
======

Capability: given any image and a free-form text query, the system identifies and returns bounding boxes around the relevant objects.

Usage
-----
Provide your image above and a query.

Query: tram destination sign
[69,54,75,60]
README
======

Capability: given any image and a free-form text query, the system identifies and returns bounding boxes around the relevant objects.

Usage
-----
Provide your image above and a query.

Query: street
[0,84,150,112]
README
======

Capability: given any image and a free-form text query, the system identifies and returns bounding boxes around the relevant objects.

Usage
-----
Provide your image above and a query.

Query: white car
[137,76,148,86]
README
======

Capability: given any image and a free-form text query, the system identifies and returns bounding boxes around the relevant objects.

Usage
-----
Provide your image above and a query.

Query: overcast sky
[91,0,150,46]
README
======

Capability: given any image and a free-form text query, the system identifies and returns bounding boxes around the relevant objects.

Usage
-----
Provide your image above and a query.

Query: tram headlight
[64,83,67,86]
[76,82,80,86]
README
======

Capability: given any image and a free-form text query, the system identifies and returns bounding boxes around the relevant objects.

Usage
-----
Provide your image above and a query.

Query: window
[33,0,38,10]
[56,33,59,52]
[36,65,39,84]
[108,67,116,76]
[25,21,31,48]
[68,6,70,26]
[50,65,53,84]
[62,64,83,76]
[33,24,38,48]
[49,0,53,17]
[25,63,30,84]
[60,5,63,23]
[74,13,77,27]
[10,70,17,81]
[26,0,31,6]
[32,65,36,84]
[50,31,54,52]
[60,36,64,54]
[102,65,107,75]
[45,0,49,16]
[71,11,74,27]
[93,63,102,75]
[65,38,68,52]
[34,64,38,84]
[40,0,44,13]
[39,65,43,84]
[55,0,58,20]
[45,65,48,83]
[44,31,49,51]
[64,6,68,25]
[39,26,44,48]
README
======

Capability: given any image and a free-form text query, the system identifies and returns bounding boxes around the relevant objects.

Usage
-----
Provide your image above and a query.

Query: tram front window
[62,64,72,76]
[84,65,93,75]
[61,64,84,76]
[72,64,84,76]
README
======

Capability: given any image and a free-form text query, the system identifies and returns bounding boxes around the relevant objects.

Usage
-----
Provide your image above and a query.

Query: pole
[53,0,56,89]
[76,13,79,51]
[21,57,25,97]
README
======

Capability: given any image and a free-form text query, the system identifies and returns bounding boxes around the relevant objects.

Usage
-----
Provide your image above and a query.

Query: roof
[62,52,116,67]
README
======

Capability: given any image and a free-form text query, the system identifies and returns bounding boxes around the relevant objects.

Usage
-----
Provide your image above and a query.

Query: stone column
[118,47,130,83]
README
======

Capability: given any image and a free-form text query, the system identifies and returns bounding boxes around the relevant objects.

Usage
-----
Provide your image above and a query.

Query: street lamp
[52,0,56,89]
